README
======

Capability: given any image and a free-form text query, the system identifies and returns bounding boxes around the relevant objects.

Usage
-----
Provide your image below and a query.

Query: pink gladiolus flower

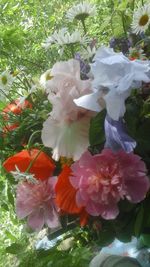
[69,149,150,220]
[16,177,60,231]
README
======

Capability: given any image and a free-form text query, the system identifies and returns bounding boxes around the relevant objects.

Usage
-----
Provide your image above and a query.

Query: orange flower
[3,149,55,181]
[3,123,19,133]
[3,99,32,117]
[2,123,19,137]
[55,165,88,226]
[2,99,32,134]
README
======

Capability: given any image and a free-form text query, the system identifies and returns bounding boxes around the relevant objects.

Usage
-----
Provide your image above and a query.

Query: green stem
[121,12,127,37]
[81,19,87,34]
[69,44,75,58]
[27,130,41,149]
[132,0,135,11]
[141,0,144,5]
[25,149,42,173]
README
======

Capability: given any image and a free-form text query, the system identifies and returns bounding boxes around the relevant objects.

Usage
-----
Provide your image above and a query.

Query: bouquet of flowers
[1,0,150,251]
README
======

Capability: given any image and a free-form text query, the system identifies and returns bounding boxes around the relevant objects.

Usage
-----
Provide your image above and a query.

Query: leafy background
[0,0,150,266]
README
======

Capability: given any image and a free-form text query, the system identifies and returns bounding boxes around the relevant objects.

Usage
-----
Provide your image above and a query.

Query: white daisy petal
[66,2,96,21]
[42,28,88,50]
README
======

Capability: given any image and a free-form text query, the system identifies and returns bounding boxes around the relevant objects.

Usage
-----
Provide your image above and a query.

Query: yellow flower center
[139,14,149,26]
[1,75,7,85]
[46,73,53,81]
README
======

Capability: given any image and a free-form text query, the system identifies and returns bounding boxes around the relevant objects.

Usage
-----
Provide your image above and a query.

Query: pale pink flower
[16,177,60,231]
[42,59,94,160]
[69,149,150,220]
[46,59,92,122]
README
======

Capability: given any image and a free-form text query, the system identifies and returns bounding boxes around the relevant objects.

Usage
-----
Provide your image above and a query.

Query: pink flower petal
[44,203,60,228]
[125,176,150,203]
[27,208,45,231]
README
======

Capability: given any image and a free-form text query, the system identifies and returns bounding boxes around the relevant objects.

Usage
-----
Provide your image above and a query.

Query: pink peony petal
[100,203,119,220]
[125,176,150,203]
[44,203,60,228]
[27,208,45,231]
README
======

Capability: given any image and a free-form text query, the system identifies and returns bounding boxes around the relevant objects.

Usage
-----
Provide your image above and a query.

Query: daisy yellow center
[139,14,149,26]
[46,73,53,81]
[75,13,89,21]
[2,75,7,85]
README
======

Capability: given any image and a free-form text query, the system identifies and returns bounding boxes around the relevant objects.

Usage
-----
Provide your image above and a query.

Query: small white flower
[42,28,88,50]
[132,3,150,34]
[0,70,14,98]
[66,2,96,21]
[11,166,38,184]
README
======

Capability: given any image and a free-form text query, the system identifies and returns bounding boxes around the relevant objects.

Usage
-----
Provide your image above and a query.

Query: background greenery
[0,0,149,266]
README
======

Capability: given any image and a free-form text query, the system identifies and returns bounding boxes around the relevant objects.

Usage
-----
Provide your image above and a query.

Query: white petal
[74,91,102,112]
[41,116,91,161]
[104,89,130,121]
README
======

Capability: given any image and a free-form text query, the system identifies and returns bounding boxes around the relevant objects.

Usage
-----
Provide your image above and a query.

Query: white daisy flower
[66,2,96,21]
[40,69,52,89]
[0,70,14,91]
[0,70,14,100]
[42,28,88,50]
[132,3,150,34]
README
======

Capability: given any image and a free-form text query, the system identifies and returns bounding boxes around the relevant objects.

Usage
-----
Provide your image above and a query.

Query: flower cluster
[1,1,150,243]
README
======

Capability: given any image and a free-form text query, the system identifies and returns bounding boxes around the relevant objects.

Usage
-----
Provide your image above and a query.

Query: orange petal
[3,149,55,180]
[3,99,32,119]
[55,165,82,214]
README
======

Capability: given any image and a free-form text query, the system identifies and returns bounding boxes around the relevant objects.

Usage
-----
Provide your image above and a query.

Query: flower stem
[121,12,127,37]
[25,149,42,173]
[132,0,135,11]
[141,0,144,5]
[69,44,75,58]
[81,19,87,34]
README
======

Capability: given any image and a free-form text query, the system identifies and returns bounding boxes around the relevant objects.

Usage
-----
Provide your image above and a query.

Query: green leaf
[5,243,24,254]
[140,234,150,247]
[7,186,14,206]
[5,230,17,242]
[89,110,106,146]
[134,205,144,237]
[97,229,115,247]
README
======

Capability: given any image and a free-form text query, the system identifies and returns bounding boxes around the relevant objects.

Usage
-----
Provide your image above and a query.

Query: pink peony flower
[69,149,150,220]
[42,59,94,161]
[16,177,60,231]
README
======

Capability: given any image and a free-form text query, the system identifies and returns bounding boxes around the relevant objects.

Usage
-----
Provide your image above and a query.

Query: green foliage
[89,110,106,146]
[0,0,150,265]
